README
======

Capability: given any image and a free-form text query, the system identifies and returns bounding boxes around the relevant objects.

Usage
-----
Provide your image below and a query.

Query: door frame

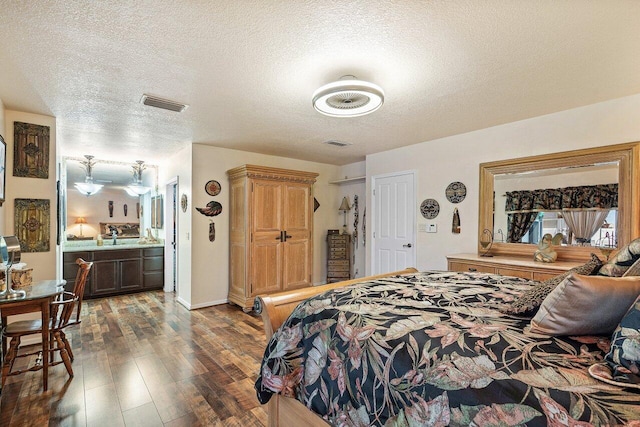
[164,177,178,293]
[370,170,417,274]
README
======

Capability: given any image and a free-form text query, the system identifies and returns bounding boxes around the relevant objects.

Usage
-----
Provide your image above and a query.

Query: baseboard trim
[190,299,229,309]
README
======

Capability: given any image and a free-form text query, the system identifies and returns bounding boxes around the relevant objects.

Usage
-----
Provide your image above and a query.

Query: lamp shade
[75,217,87,225]
[338,196,351,212]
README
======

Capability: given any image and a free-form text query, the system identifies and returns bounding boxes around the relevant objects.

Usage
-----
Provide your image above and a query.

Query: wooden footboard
[255,268,418,427]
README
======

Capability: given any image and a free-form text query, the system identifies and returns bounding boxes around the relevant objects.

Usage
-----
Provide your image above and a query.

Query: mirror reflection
[493,162,619,248]
[63,157,159,243]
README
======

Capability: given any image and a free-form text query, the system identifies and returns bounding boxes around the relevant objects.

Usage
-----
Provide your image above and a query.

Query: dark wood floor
[0,291,268,426]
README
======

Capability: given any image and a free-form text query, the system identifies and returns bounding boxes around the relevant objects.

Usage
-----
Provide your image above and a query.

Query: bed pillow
[589,294,640,388]
[500,253,603,315]
[598,237,640,277]
[528,273,640,336]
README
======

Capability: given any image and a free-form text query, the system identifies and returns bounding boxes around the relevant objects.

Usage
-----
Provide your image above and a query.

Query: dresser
[227,164,319,311]
[327,233,351,283]
[447,253,581,281]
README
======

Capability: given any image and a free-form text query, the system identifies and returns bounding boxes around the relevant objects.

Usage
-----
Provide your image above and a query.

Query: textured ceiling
[1,1,639,166]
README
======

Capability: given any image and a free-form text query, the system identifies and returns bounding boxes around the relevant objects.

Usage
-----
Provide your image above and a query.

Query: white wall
[0,99,5,235]
[335,161,366,278]
[162,145,192,308]
[184,145,342,308]
[366,93,640,274]
[4,110,57,281]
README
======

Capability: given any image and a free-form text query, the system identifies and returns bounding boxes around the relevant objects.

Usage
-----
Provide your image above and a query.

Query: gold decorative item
[14,198,50,252]
[13,121,50,179]
[533,233,563,263]
[338,196,351,234]
[480,228,493,257]
[11,267,33,289]
[0,235,26,299]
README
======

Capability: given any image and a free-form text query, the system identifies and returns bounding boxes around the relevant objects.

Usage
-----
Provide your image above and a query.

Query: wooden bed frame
[255,268,418,427]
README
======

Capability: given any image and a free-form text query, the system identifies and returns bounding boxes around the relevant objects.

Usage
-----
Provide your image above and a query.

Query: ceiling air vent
[323,140,352,147]
[141,94,188,112]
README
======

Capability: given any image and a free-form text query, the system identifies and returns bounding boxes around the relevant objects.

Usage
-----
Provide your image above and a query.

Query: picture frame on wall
[0,134,6,206]
[13,121,50,179]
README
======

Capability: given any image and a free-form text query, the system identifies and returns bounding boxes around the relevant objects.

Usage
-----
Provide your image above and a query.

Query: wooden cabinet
[327,233,351,283]
[447,253,581,281]
[63,247,164,299]
[227,164,318,311]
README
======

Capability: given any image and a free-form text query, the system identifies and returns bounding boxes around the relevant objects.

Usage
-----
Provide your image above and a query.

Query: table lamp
[75,217,87,237]
[339,196,351,234]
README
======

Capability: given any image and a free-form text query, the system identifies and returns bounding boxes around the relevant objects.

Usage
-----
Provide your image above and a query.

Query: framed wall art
[0,134,6,206]
[13,121,50,179]
[14,198,50,252]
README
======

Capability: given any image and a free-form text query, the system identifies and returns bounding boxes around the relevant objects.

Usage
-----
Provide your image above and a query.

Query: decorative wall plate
[181,194,188,212]
[420,198,440,219]
[445,181,466,203]
[196,201,222,217]
[205,180,221,196]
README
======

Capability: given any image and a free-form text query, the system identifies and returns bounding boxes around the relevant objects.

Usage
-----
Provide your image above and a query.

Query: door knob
[403,243,412,248]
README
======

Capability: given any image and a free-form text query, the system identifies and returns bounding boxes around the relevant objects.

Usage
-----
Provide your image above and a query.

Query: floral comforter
[255,271,640,426]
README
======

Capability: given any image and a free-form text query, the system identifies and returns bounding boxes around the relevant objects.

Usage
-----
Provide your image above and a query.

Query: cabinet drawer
[143,247,164,257]
[143,257,164,272]
[327,271,350,278]
[533,271,560,281]
[328,260,349,267]
[328,265,350,272]
[93,249,141,261]
[329,253,348,260]
[497,268,534,280]
[449,261,495,274]
[63,251,92,263]
[328,236,348,243]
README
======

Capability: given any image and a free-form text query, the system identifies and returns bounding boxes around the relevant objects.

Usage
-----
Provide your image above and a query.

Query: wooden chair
[1,258,92,387]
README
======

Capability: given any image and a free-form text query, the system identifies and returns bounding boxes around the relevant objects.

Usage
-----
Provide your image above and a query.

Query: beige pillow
[529,273,640,336]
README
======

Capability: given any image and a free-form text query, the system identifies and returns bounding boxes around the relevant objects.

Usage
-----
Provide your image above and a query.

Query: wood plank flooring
[0,291,269,426]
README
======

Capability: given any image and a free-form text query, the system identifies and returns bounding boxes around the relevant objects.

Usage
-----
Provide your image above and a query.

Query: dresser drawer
[328,235,348,244]
[328,260,350,267]
[327,271,350,278]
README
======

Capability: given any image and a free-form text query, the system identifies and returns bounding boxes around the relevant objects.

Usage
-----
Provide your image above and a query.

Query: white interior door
[372,171,416,274]
[164,179,178,293]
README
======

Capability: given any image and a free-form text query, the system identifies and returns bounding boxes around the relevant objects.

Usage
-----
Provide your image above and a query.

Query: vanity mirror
[479,142,640,262]
[62,157,159,241]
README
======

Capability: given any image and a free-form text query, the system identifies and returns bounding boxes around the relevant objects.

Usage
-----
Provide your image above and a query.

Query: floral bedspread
[255,271,640,426]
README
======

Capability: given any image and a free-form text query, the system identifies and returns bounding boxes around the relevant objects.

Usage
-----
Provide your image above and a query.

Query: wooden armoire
[227,165,318,311]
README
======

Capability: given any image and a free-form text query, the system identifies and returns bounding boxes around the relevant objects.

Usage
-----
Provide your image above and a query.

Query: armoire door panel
[282,240,311,290]
[252,180,282,232]
[251,241,282,295]
[283,184,310,231]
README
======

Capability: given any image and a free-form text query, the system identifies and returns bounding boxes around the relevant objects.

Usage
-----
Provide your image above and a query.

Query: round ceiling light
[312,75,384,117]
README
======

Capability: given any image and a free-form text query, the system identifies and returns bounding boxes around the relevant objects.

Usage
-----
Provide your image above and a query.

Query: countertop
[62,240,164,252]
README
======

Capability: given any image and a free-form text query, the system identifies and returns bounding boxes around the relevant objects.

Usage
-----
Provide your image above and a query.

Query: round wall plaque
[445,181,466,203]
[420,198,440,219]
[205,180,221,196]
[181,194,188,212]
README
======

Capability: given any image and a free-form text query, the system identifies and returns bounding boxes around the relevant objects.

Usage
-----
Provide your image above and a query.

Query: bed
[254,267,640,426]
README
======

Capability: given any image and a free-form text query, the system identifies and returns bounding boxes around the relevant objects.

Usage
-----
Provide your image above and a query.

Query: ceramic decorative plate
[205,180,221,196]
[420,198,440,219]
[445,181,466,203]
[181,194,188,212]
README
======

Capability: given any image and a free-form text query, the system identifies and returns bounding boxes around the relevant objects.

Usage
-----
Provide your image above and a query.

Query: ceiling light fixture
[74,155,104,196]
[126,160,151,196]
[312,75,384,117]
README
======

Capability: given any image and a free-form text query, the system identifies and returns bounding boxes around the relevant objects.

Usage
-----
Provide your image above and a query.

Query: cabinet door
[250,180,284,295]
[120,259,143,291]
[282,182,312,290]
[92,260,119,296]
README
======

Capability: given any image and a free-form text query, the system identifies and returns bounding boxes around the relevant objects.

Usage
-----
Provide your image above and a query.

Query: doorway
[371,171,416,274]
[165,178,178,293]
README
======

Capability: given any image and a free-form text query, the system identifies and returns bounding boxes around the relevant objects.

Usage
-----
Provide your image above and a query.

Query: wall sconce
[75,217,87,237]
[338,196,351,234]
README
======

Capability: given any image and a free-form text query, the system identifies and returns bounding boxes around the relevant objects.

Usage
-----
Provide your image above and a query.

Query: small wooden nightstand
[327,233,351,283]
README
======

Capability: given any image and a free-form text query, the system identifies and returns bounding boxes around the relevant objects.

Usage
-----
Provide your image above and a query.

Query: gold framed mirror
[479,142,640,262]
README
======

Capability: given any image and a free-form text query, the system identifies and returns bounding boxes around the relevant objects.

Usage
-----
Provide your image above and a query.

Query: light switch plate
[427,224,437,233]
